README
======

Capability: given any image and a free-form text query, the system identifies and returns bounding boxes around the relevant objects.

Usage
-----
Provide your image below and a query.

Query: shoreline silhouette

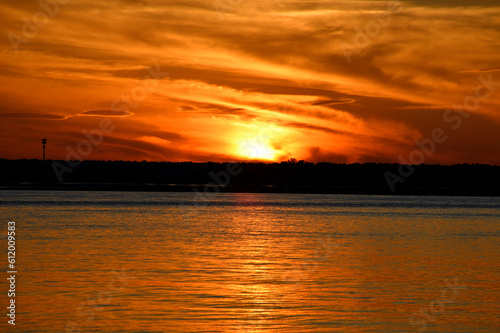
[1,158,500,196]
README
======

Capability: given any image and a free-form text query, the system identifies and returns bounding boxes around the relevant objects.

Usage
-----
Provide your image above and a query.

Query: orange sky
[1,0,500,164]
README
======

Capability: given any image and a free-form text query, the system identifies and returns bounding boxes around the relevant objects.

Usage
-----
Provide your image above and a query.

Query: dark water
[1,191,499,332]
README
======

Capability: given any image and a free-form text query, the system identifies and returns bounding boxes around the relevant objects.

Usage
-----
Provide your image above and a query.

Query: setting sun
[238,139,277,161]
[234,122,288,161]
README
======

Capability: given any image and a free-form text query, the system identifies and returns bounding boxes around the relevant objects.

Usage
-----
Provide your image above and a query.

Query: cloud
[0,0,499,163]
[285,121,356,137]
[78,110,133,117]
[0,113,68,120]
[308,98,357,106]
[459,67,500,73]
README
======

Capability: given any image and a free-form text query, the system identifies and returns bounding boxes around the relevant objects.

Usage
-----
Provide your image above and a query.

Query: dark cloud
[178,103,247,116]
[460,67,500,73]
[308,98,357,106]
[285,121,356,137]
[146,130,186,142]
[413,0,500,6]
[0,113,67,120]
[79,110,133,117]
[308,147,350,164]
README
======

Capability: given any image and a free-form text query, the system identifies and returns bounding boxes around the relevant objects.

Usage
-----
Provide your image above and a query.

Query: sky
[1,0,499,164]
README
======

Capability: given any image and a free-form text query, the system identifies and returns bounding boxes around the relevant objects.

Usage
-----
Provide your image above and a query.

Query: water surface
[1,191,499,332]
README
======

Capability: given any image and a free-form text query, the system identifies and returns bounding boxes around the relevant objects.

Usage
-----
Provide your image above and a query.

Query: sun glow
[238,139,278,160]
[235,122,287,161]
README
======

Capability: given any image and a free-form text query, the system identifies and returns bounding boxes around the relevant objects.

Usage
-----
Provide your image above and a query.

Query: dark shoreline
[2,159,500,196]
[1,184,499,197]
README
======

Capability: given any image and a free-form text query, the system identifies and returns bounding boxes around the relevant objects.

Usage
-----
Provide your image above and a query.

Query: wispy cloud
[78,110,133,117]
[0,113,68,120]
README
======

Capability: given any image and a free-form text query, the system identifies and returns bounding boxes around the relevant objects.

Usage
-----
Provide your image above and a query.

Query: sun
[238,139,278,160]
[233,121,287,161]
